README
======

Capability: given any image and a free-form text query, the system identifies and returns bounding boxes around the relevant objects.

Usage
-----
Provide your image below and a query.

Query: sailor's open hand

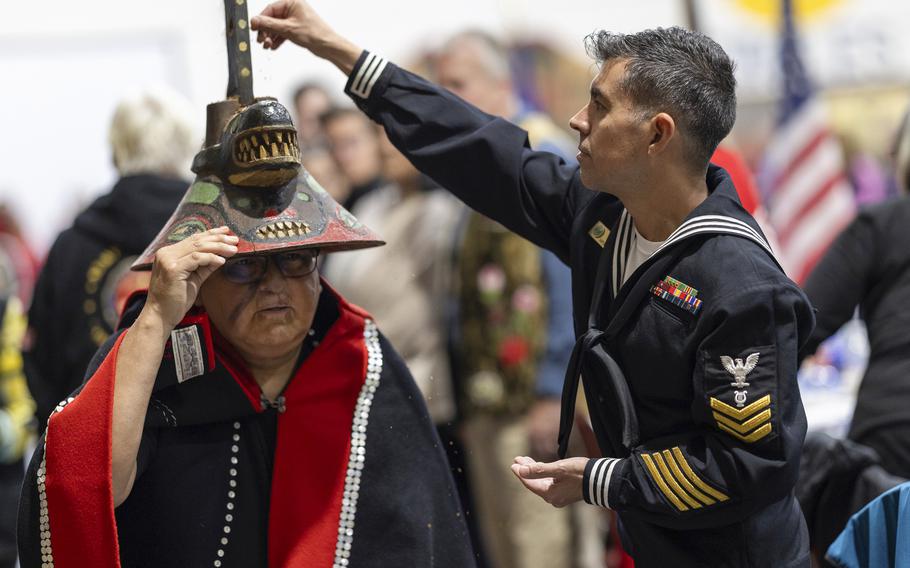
[510,455,587,508]
[145,227,238,330]
[251,0,361,74]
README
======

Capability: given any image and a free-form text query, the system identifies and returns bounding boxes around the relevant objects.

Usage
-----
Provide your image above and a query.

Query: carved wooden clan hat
[132,1,382,270]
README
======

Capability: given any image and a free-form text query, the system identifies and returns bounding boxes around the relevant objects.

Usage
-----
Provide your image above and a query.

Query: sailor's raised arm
[252,0,586,261]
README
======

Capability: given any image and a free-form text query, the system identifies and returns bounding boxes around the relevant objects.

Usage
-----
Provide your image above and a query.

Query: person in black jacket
[799,112,910,478]
[251,3,815,566]
[25,89,197,431]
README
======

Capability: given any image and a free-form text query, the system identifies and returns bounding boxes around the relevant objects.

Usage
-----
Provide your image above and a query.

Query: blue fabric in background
[826,482,910,567]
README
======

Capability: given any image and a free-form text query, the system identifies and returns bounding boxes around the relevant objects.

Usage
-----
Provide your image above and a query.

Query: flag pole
[682,0,701,32]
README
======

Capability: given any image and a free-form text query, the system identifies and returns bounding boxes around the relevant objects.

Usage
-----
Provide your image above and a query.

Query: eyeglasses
[221,250,319,284]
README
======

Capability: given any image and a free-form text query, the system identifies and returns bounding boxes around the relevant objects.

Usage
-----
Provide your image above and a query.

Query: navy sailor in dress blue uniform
[251,4,815,566]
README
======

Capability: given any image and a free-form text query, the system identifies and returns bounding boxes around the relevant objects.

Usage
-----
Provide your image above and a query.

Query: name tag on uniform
[588,221,610,248]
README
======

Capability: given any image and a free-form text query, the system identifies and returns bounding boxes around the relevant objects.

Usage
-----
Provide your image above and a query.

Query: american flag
[759,0,855,284]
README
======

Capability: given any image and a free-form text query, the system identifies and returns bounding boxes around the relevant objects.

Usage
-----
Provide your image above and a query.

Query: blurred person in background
[320,107,385,212]
[433,30,580,568]
[291,81,333,151]
[25,88,196,432]
[300,146,350,205]
[0,206,41,307]
[323,131,460,428]
[0,206,40,567]
[320,135,477,557]
[0,289,35,567]
[799,110,910,478]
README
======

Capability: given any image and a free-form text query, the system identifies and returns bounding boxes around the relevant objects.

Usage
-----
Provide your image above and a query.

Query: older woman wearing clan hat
[18,84,475,568]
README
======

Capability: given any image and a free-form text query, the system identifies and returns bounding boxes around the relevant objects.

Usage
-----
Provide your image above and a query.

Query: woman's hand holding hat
[145,227,239,332]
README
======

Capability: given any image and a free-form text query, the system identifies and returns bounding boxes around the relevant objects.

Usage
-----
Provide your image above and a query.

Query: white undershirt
[621,225,665,286]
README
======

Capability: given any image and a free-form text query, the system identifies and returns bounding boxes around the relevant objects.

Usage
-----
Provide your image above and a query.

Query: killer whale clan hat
[132,1,382,270]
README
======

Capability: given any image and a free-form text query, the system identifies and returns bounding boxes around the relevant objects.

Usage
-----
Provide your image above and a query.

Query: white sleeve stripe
[350,52,376,96]
[586,458,620,509]
[587,458,621,508]
[362,59,388,98]
[588,459,607,506]
[599,458,612,507]
[603,458,620,509]
[355,54,381,93]
[350,53,388,99]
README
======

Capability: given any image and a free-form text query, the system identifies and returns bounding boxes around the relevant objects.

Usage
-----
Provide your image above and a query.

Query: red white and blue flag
[759,0,855,284]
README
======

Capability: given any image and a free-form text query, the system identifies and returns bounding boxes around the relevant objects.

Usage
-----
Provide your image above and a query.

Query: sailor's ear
[647,112,676,156]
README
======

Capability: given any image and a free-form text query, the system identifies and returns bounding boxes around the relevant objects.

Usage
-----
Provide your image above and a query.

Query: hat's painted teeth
[256,220,311,240]
[235,130,300,164]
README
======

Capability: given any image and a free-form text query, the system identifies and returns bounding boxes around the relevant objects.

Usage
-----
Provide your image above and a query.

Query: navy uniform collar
[587,165,782,333]
[608,165,780,301]
[645,166,778,270]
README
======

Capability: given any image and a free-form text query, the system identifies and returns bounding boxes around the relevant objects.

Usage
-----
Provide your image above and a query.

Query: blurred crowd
[2,25,910,568]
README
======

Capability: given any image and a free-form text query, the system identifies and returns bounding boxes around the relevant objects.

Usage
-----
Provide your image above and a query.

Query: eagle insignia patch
[703,346,776,445]
[720,352,759,407]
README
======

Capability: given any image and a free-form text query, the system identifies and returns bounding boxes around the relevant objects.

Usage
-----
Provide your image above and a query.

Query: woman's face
[198,255,321,363]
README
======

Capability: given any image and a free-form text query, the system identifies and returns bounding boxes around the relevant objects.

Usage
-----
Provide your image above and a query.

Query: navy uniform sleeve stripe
[348,51,390,99]
[583,457,622,509]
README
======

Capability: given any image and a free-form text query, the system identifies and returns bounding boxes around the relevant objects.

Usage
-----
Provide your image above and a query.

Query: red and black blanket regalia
[344,51,815,567]
[18,285,475,567]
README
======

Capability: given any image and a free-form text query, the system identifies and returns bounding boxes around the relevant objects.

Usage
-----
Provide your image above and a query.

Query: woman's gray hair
[109,87,198,177]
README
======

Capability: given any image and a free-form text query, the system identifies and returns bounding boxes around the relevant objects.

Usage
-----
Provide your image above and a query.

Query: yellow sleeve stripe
[661,449,716,506]
[710,395,770,420]
[671,447,729,502]
[642,447,732,511]
[713,409,772,435]
[651,452,703,509]
[718,422,773,444]
[641,453,690,511]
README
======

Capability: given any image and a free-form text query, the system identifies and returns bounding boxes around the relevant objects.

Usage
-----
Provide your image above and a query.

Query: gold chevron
[641,453,689,511]
[671,447,729,502]
[713,409,772,435]
[652,453,702,509]
[710,395,771,420]
[718,422,773,444]
[662,449,717,506]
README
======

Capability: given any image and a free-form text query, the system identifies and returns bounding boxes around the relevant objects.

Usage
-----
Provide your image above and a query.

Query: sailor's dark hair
[586,27,737,166]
